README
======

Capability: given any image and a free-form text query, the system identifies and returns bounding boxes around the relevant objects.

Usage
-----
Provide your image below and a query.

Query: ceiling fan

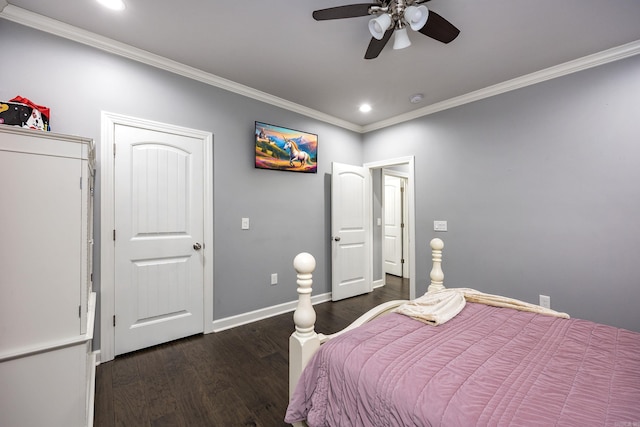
[312,0,460,59]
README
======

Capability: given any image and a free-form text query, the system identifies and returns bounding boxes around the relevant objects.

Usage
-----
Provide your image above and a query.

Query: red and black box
[0,96,50,131]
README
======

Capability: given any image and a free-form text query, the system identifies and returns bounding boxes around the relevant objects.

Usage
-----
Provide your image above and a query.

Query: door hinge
[78,305,81,318]
[113,143,116,157]
[80,177,83,189]
[401,259,405,264]
[113,229,116,241]
[401,222,405,228]
[113,315,116,327]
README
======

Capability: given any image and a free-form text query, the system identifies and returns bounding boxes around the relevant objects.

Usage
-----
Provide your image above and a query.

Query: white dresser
[0,126,96,427]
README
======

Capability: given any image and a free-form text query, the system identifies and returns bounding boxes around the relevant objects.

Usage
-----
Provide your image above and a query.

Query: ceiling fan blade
[313,4,376,21]
[364,28,394,59]
[418,10,460,43]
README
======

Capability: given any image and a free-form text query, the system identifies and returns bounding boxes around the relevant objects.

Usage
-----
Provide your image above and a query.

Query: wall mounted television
[255,121,317,173]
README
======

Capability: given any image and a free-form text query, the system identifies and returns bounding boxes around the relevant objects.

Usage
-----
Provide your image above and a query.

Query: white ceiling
[3,0,640,131]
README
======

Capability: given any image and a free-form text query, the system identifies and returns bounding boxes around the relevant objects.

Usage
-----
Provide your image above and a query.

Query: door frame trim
[99,111,214,362]
[364,156,416,300]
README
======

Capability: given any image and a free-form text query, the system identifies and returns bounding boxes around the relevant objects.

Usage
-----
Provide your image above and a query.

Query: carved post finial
[293,252,317,337]
[428,238,445,293]
[290,252,320,400]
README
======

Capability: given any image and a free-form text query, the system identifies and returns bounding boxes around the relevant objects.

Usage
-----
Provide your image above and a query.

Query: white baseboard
[210,292,332,332]
[372,279,384,289]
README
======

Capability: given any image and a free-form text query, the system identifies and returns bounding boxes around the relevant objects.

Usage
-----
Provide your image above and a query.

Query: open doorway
[382,169,409,279]
[365,157,415,301]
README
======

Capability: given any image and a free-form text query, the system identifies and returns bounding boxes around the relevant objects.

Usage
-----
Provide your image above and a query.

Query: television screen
[255,121,317,173]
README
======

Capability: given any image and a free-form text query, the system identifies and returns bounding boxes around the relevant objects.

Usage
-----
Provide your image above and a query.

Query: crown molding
[2,5,639,135]
[363,39,640,133]
[0,5,362,133]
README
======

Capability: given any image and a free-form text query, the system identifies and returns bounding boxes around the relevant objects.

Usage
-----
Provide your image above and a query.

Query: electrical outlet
[539,295,551,309]
[241,217,250,230]
[271,273,278,285]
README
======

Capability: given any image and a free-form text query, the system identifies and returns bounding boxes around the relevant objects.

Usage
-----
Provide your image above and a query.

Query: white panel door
[114,124,204,355]
[384,174,403,276]
[331,162,371,301]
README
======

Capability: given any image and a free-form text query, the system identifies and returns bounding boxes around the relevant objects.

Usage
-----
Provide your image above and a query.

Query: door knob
[334,237,341,242]
[193,242,202,250]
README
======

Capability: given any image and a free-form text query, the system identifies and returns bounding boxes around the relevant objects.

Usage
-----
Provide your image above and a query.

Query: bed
[285,239,640,426]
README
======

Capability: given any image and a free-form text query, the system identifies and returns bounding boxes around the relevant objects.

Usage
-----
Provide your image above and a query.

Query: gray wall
[3,18,639,337]
[0,21,363,347]
[364,54,640,332]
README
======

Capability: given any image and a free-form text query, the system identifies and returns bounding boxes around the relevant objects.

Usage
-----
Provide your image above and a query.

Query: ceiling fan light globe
[404,5,429,31]
[368,14,392,40]
[393,27,411,50]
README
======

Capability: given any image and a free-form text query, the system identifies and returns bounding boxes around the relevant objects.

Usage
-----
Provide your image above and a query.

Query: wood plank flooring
[94,275,409,427]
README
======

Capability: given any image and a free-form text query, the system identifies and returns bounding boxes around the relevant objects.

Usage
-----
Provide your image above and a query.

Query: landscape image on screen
[255,122,317,173]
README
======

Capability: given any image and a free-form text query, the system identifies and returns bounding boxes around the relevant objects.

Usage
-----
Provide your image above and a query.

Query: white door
[401,175,410,279]
[384,174,403,276]
[114,124,204,355]
[331,162,371,301]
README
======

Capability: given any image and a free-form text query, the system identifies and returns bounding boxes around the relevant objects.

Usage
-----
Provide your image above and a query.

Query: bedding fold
[395,288,569,325]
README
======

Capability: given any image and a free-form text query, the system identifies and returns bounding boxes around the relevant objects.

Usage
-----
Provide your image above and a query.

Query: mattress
[285,302,640,426]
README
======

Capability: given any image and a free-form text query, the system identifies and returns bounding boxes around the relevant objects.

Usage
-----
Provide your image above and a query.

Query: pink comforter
[285,303,640,426]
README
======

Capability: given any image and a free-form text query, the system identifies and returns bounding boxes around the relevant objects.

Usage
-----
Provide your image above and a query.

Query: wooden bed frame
[287,238,640,426]
[289,238,445,403]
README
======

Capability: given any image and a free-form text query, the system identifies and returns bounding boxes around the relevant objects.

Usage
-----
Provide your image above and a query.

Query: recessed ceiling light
[96,0,125,11]
[359,103,372,113]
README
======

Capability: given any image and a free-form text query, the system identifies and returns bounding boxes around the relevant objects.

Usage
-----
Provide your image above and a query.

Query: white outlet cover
[241,217,250,230]
[539,295,551,309]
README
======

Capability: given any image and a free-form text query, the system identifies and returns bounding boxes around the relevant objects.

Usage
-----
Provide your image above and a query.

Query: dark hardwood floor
[94,275,409,427]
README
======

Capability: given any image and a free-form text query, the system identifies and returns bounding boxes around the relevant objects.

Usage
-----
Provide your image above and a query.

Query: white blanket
[395,288,570,326]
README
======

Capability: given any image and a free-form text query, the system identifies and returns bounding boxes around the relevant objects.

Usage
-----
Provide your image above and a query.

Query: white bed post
[427,238,445,292]
[289,252,320,400]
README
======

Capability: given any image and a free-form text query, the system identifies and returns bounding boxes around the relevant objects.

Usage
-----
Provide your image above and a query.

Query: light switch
[241,217,250,230]
[434,220,448,231]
